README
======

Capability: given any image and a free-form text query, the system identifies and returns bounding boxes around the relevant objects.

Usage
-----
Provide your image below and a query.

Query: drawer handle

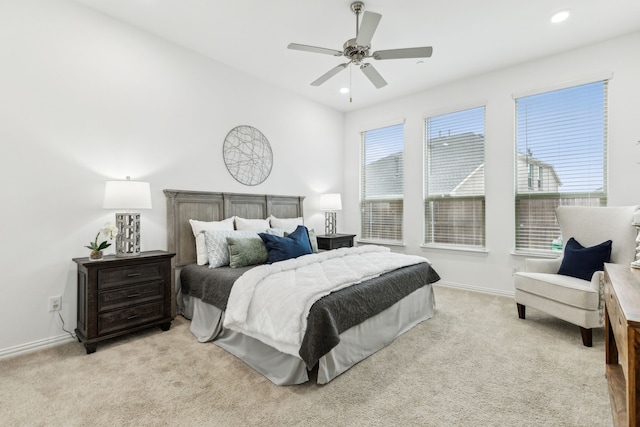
[127,314,140,320]
[127,293,141,298]
[127,273,142,277]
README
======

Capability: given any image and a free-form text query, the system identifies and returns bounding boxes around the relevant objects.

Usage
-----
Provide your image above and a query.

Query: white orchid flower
[102,223,119,239]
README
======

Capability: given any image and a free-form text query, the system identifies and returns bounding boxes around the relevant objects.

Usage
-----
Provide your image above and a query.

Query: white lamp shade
[103,180,152,209]
[320,193,342,211]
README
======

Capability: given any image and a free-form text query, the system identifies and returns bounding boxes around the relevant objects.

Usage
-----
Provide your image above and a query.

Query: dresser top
[73,250,175,266]
[605,263,640,325]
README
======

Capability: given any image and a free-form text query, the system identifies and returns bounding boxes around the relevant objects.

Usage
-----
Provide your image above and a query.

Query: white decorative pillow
[234,217,270,231]
[189,218,234,265]
[268,216,304,233]
[204,230,260,268]
[264,228,286,237]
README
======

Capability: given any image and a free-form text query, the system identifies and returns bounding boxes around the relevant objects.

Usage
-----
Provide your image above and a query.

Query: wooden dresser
[604,263,640,427]
[73,250,175,354]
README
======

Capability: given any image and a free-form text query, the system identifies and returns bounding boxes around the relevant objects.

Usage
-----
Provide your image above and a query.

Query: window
[537,166,543,190]
[424,106,486,248]
[360,123,404,243]
[515,80,608,252]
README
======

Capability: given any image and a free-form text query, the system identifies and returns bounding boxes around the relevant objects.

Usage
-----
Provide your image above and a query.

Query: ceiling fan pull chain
[350,65,353,103]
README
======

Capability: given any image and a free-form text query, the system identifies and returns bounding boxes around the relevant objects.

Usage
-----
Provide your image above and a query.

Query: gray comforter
[181,262,440,368]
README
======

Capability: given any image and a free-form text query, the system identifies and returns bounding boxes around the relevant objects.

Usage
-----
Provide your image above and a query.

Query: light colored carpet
[0,285,612,426]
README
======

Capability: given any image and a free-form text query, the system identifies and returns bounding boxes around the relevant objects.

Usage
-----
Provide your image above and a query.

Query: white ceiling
[73,0,640,113]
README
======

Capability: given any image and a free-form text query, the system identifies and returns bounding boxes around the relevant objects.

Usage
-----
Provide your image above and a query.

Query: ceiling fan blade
[372,46,433,60]
[356,11,381,47]
[360,63,387,89]
[287,43,343,56]
[311,63,349,86]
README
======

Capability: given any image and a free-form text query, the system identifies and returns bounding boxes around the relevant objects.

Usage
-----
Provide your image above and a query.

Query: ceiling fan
[287,1,433,89]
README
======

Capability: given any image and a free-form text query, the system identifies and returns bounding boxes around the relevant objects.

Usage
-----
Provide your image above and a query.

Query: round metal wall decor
[223,125,273,186]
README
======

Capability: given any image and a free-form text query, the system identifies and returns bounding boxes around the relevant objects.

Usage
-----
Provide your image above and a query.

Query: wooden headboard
[163,189,305,267]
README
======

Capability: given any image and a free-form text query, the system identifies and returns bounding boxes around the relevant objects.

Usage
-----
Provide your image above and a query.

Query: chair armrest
[525,257,562,274]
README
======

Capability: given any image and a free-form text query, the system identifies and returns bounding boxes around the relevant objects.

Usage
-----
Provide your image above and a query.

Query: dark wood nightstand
[72,250,175,354]
[316,234,356,250]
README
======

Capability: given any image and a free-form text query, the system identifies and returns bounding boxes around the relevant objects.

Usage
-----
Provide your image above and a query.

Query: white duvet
[223,245,428,357]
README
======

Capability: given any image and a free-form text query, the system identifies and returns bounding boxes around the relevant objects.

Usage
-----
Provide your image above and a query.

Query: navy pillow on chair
[557,237,612,281]
[259,225,313,263]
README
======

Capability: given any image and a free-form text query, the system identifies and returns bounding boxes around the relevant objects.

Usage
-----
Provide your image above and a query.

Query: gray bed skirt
[181,284,436,385]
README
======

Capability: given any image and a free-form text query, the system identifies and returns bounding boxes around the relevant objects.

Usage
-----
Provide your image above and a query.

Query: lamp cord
[58,311,76,339]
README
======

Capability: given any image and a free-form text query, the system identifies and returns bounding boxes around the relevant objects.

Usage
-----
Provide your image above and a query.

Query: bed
[164,189,440,385]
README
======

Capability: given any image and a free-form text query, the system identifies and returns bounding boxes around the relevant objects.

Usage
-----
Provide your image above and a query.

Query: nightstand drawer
[98,301,165,336]
[332,239,352,249]
[98,281,164,313]
[98,262,163,290]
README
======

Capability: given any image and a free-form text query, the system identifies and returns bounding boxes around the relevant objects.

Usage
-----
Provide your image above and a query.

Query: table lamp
[320,193,342,235]
[103,176,152,257]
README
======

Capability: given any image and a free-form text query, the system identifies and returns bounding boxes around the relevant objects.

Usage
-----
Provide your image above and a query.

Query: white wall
[3,1,638,357]
[343,31,640,295]
[0,0,344,355]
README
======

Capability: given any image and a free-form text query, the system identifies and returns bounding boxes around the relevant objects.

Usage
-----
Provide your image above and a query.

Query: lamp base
[114,212,141,257]
[324,211,337,235]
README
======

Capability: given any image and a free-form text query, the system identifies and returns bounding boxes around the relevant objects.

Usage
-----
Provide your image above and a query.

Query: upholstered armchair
[514,205,638,346]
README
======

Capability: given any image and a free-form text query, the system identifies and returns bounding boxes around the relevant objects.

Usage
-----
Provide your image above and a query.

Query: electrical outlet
[48,295,61,312]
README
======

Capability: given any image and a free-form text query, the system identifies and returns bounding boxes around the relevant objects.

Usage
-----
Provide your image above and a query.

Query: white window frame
[359,121,405,244]
[514,78,609,253]
[424,105,486,250]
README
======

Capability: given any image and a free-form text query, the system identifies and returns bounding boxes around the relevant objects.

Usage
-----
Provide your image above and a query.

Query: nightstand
[316,234,356,250]
[72,250,175,354]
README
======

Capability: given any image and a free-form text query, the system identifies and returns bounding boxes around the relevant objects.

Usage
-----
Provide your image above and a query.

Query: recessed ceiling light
[551,10,570,23]
[339,87,349,94]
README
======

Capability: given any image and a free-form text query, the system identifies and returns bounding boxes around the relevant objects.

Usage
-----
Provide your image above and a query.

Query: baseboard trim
[1,282,513,360]
[0,334,76,360]
[435,280,515,298]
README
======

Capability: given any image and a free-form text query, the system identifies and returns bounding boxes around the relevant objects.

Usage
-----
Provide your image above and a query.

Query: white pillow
[268,215,304,233]
[204,230,260,268]
[234,217,270,231]
[263,228,285,237]
[189,218,234,265]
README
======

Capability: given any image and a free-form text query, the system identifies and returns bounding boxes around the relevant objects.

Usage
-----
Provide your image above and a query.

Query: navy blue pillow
[557,237,612,281]
[258,225,313,263]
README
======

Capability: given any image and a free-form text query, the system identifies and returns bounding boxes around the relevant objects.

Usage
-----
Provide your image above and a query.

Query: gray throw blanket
[180,262,440,368]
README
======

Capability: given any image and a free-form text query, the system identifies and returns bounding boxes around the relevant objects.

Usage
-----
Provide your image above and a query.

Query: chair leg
[580,327,593,347]
[516,303,526,319]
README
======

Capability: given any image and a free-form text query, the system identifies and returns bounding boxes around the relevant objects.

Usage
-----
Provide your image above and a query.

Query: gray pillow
[307,229,319,253]
[226,237,268,268]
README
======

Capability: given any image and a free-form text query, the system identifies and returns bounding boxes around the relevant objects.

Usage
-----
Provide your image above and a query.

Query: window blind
[424,106,486,247]
[360,123,404,243]
[515,80,608,252]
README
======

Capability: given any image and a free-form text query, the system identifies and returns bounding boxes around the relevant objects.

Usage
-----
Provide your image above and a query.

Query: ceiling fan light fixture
[340,87,350,94]
[550,10,570,23]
